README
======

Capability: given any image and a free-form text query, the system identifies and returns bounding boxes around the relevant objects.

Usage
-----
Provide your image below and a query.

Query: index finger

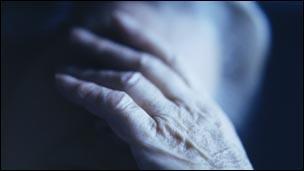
[55,73,156,145]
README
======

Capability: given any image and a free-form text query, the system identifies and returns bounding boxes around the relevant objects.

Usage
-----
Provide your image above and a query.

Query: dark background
[242,1,303,170]
[1,1,303,170]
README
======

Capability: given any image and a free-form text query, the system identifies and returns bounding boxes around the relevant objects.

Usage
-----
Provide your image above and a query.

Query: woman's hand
[55,12,252,170]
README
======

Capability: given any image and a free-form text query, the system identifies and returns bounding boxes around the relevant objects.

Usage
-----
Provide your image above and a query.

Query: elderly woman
[3,1,269,169]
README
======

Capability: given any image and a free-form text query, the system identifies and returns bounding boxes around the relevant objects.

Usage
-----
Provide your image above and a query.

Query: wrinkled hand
[55,12,252,170]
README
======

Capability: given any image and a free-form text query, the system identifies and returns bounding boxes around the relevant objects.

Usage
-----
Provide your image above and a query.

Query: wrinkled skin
[56,4,253,170]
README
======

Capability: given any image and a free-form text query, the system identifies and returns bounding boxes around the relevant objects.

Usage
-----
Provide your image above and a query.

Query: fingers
[65,68,178,115]
[112,11,173,65]
[71,28,191,103]
[55,73,155,144]
[112,11,190,87]
[71,28,139,70]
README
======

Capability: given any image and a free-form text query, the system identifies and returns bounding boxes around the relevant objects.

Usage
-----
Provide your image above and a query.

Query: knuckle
[138,52,163,71]
[76,82,97,100]
[120,72,143,90]
[137,120,158,146]
[107,91,132,111]
[167,54,178,67]
[138,52,153,69]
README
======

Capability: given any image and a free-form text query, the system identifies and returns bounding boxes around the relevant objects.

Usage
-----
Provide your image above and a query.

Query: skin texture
[56,11,253,170]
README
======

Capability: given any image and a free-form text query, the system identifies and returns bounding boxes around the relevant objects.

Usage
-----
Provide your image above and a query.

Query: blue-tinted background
[242,2,303,169]
[1,1,303,170]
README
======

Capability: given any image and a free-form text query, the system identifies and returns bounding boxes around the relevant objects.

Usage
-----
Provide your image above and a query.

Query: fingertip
[112,10,126,21]
[55,73,68,83]
[71,27,86,37]
[112,10,138,31]
[55,73,71,81]
[70,27,82,40]
[70,27,94,44]
[55,73,78,89]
